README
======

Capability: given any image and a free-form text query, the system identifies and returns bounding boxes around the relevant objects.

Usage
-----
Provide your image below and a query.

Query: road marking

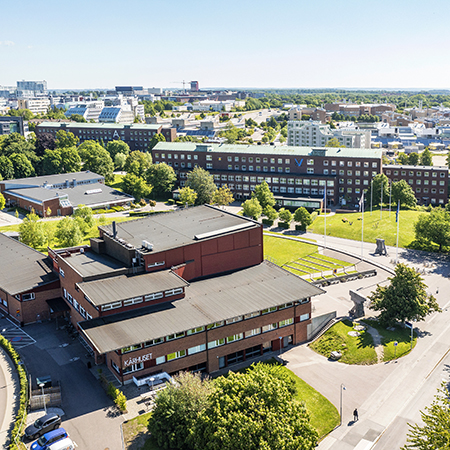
[1,319,36,348]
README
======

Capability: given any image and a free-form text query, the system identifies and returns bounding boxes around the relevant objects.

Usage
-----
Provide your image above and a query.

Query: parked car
[47,437,76,450]
[31,428,68,450]
[25,413,61,440]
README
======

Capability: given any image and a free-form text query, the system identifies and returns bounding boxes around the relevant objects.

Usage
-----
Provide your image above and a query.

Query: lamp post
[340,383,346,426]
[150,377,155,392]
[39,382,47,414]
[279,336,282,356]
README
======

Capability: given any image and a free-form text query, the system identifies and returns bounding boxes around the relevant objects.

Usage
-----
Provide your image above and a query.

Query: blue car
[31,428,68,450]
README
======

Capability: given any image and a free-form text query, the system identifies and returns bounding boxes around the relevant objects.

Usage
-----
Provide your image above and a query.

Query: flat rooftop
[100,205,259,254]
[0,234,58,295]
[37,121,163,131]
[60,250,127,279]
[79,261,324,354]
[77,270,189,306]
[153,142,383,159]
[0,171,103,188]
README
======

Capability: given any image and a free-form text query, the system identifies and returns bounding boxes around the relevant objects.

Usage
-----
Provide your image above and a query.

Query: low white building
[17,97,51,115]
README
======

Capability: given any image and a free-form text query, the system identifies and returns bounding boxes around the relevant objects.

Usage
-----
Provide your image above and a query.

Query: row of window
[120,316,308,374]
[385,170,446,178]
[211,175,335,186]
[119,301,306,355]
[63,288,92,320]
[101,288,183,311]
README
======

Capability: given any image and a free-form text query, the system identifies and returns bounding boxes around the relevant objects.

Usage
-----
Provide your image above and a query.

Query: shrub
[278,222,290,229]
[139,199,147,206]
[295,224,306,231]
[105,381,127,413]
[0,335,28,449]
[167,199,175,205]
[262,219,274,226]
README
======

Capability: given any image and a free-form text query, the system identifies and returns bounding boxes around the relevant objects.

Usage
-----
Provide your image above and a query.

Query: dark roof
[0,171,103,188]
[0,234,58,295]
[79,261,324,354]
[77,270,189,306]
[5,183,134,207]
[99,205,259,254]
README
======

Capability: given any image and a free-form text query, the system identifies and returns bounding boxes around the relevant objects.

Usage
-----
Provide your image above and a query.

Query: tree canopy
[42,146,81,175]
[78,140,114,182]
[242,197,262,220]
[294,207,313,230]
[325,137,345,147]
[124,151,153,178]
[367,173,390,206]
[145,163,177,197]
[212,185,234,206]
[419,148,433,166]
[149,133,166,150]
[278,207,293,224]
[252,181,275,210]
[54,217,83,248]
[391,180,417,208]
[414,208,450,251]
[179,186,197,206]
[55,130,79,148]
[19,213,47,249]
[121,173,153,201]
[186,167,217,205]
[105,140,130,160]
[368,263,441,326]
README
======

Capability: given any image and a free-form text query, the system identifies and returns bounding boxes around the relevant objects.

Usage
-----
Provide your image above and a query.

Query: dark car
[31,428,68,450]
[25,413,61,440]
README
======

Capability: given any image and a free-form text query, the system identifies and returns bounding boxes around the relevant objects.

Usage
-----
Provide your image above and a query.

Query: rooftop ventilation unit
[142,240,153,251]
[85,188,102,195]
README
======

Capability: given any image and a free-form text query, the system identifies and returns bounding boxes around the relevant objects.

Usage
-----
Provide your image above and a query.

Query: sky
[1,0,450,91]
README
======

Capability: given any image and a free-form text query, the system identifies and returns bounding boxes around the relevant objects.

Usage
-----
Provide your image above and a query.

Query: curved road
[0,347,18,448]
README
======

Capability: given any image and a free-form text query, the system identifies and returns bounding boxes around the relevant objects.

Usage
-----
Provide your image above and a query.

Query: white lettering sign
[113,130,120,139]
[123,352,152,368]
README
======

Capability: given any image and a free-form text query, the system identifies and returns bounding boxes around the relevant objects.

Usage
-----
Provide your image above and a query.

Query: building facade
[17,98,51,115]
[153,142,383,207]
[36,122,177,151]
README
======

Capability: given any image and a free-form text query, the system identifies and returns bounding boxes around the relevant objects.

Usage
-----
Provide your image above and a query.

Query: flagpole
[389,181,392,218]
[361,193,364,260]
[324,187,327,250]
[380,178,383,221]
[396,203,400,263]
[370,180,373,215]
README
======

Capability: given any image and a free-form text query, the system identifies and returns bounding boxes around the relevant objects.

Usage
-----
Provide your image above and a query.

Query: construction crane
[171,81,187,92]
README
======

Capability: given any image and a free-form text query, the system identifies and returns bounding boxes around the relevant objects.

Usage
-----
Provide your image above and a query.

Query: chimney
[65,179,69,188]
[112,221,117,239]
[73,178,77,187]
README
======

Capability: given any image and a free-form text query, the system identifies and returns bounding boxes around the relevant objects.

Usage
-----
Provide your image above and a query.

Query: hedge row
[0,335,28,449]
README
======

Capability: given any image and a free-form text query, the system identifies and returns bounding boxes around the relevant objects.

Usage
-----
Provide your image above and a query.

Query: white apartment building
[287,121,370,148]
[17,98,51,115]
[65,101,105,122]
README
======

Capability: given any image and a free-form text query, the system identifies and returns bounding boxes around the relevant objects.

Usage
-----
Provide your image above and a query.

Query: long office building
[36,122,177,152]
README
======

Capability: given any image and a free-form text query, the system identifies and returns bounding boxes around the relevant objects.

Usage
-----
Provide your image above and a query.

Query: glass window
[188,344,206,355]
[167,350,186,361]
[166,332,185,341]
[187,326,205,335]
[262,323,278,333]
[279,318,294,327]
[226,333,244,343]
[226,316,243,325]
[144,338,164,347]
[244,311,260,319]
[207,321,224,330]
[262,307,277,314]
[245,328,261,338]
[207,338,225,349]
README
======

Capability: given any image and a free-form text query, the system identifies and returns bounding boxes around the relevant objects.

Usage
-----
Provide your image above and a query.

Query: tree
[145,163,177,197]
[69,114,87,123]
[10,153,35,178]
[179,187,197,206]
[35,132,55,157]
[212,185,234,206]
[408,152,419,165]
[396,152,409,165]
[402,383,450,450]
[78,140,114,182]
[368,263,441,327]
[190,363,318,450]
[0,155,14,180]
[42,146,81,174]
[54,217,83,248]
[0,192,5,210]
[252,181,275,210]
[325,138,345,148]
[294,207,313,231]
[105,140,130,160]
[242,197,262,220]
[186,167,217,205]
[55,130,79,148]
[121,173,153,202]
[73,205,95,235]
[391,180,417,208]
[420,148,433,166]
[124,151,153,178]
[148,371,214,450]
[114,153,127,170]
[367,173,390,206]
[149,133,166,150]
[19,213,47,249]
[278,207,293,224]
[263,205,278,221]
[414,209,450,251]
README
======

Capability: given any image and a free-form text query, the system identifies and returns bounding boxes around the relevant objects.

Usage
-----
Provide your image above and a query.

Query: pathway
[360,322,384,363]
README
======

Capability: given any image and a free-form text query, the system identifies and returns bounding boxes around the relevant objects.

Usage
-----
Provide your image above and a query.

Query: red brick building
[48,205,323,383]
[0,234,62,325]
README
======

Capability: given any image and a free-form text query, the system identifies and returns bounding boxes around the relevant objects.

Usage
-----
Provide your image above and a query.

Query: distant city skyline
[1,0,449,90]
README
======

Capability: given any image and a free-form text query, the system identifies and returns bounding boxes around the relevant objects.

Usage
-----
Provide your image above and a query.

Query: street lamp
[39,382,47,414]
[278,337,282,356]
[340,383,346,426]
[150,377,155,392]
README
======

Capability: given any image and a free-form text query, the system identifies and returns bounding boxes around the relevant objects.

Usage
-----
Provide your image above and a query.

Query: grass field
[107,173,125,191]
[309,209,424,247]
[263,235,353,276]
[309,320,378,365]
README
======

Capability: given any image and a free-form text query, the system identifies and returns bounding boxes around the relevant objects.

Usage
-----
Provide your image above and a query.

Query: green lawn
[123,412,161,450]
[107,173,125,191]
[362,319,417,362]
[263,235,353,275]
[309,209,424,248]
[309,320,378,365]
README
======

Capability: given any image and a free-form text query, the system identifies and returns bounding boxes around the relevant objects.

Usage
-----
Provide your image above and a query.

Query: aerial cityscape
[1,1,450,450]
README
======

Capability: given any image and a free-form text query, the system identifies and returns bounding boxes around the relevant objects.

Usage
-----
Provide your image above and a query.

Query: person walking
[353,408,359,421]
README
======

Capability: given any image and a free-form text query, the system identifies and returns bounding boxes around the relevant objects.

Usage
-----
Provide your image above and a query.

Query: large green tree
[42,146,81,174]
[55,130,79,148]
[190,363,318,450]
[179,186,197,206]
[294,207,313,231]
[145,163,177,197]
[414,208,450,251]
[106,140,130,160]
[391,180,417,208]
[19,213,47,249]
[54,217,83,248]
[124,151,153,178]
[10,153,35,178]
[73,205,95,235]
[252,181,275,210]
[368,263,441,326]
[367,173,390,206]
[325,137,345,148]
[278,207,293,224]
[0,155,14,180]
[149,133,166,150]
[186,167,217,205]
[419,148,433,166]
[121,173,153,201]
[242,197,262,220]
[148,372,214,450]
[212,185,234,206]
[402,383,450,450]
[78,140,114,182]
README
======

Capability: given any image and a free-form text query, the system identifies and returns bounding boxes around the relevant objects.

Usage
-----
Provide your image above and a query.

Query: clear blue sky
[1,0,449,90]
